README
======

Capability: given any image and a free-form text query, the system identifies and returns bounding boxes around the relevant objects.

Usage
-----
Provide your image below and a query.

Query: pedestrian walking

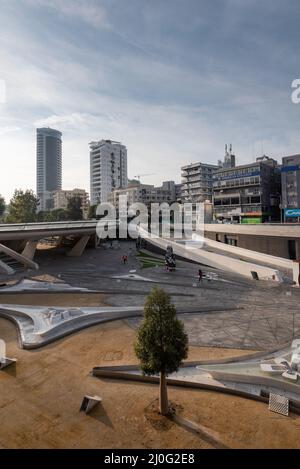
[198,269,203,284]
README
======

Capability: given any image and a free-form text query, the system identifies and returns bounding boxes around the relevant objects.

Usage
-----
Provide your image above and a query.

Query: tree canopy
[135,288,188,375]
[37,209,69,222]
[6,190,38,223]
[0,195,5,218]
[88,204,97,219]
[67,196,83,220]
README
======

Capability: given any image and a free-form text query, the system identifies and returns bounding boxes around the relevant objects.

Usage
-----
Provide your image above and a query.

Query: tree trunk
[159,371,169,415]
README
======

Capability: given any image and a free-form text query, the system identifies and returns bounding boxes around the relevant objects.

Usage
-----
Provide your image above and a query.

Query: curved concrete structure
[0,243,39,275]
[0,220,98,241]
[139,227,283,282]
[205,223,300,238]
[193,234,293,271]
[92,342,300,414]
[0,220,102,269]
[0,304,143,349]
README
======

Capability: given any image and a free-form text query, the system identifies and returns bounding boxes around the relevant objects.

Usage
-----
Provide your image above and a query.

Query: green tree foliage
[88,204,97,219]
[37,209,69,222]
[6,190,38,223]
[67,196,83,220]
[135,288,188,415]
[0,195,5,218]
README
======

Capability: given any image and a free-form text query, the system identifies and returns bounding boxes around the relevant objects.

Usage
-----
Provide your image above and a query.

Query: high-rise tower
[89,139,128,205]
[36,128,62,211]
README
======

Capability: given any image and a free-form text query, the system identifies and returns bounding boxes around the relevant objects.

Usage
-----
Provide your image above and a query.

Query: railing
[0,220,99,232]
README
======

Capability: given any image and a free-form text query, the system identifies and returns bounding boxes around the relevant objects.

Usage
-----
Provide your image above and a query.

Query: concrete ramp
[138,228,283,282]
[193,233,293,271]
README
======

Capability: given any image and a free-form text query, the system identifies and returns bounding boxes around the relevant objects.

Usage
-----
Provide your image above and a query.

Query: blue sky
[1,0,300,201]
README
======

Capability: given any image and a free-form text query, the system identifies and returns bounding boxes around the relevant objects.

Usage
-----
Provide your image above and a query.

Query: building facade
[181,146,236,204]
[213,156,280,224]
[108,181,178,212]
[281,154,300,222]
[181,162,220,203]
[89,140,128,206]
[36,128,62,211]
[52,189,89,219]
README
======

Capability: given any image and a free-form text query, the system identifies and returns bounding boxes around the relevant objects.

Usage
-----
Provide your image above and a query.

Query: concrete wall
[238,235,292,258]
[205,225,300,260]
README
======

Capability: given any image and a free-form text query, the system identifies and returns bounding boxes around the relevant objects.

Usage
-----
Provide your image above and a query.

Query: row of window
[213,176,260,188]
[214,196,261,206]
[214,205,261,214]
[215,166,260,180]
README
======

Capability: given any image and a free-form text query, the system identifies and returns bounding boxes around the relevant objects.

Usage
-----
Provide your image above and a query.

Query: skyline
[1,0,300,202]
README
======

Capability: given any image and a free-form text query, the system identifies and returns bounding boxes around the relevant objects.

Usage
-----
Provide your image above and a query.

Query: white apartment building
[89,139,128,205]
[52,188,89,219]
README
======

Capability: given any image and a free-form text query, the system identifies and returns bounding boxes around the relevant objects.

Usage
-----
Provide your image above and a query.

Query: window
[231,197,240,205]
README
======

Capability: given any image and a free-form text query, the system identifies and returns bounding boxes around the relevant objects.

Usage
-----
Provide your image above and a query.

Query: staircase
[0,243,39,276]
[0,252,27,274]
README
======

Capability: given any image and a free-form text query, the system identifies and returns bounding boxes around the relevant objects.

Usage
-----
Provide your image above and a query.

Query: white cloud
[1,0,300,202]
[0,125,21,136]
[34,112,96,129]
[21,0,109,28]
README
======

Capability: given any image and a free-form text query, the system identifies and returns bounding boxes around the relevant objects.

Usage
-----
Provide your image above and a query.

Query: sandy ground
[0,317,300,449]
[0,292,108,307]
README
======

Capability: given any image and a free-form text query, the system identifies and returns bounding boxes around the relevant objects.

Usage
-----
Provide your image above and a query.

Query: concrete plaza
[2,239,297,351]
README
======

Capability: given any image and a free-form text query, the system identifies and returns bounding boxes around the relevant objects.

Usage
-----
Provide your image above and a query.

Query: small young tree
[135,288,188,415]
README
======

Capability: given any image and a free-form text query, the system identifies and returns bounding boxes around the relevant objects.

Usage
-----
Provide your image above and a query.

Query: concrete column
[67,235,91,257]
[21,240,38,261]
[293,261,300,287]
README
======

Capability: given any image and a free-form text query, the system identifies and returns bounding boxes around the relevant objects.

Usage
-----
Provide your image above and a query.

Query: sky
[1,0,300,202]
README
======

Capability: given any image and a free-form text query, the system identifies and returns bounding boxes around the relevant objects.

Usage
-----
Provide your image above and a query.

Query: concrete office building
[108,180,178,212]
[89,140,128,206]
[181,162,220,203]
[52,189,89,219]
[281,154,300,222]
[181,145,235,204]
[36,128,62,211]
[175,183,183,203]
[213,156,280,224]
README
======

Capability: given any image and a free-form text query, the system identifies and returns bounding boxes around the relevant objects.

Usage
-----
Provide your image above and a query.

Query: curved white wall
[139,228,283,282]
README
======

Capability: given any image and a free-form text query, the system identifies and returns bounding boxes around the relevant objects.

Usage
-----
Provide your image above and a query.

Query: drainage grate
[269,393,289,416]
